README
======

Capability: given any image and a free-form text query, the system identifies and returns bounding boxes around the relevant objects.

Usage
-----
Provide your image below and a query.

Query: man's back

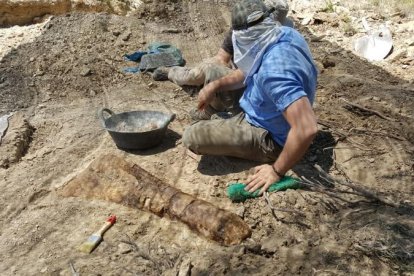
[240,27,318,146]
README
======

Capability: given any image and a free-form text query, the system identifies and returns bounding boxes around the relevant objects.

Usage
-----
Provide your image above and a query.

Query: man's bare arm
[197,69,245,110]
[245,97,318,194]
[273,96,318,174]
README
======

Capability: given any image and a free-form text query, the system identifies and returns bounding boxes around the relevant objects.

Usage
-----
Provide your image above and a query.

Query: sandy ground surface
[0,0,413,275]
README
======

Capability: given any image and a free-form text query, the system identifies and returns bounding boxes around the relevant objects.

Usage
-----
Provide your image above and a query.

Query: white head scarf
[232,16,282,84]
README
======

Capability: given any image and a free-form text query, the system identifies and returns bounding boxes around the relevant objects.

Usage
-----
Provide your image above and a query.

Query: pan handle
[98,108,115,127]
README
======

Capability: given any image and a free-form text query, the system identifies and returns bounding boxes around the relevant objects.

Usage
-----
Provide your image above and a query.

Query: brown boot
[152,66,170,81]
[189,105,218,121]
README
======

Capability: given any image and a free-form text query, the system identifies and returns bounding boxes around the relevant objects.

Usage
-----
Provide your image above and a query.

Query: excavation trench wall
[0,0,143,26]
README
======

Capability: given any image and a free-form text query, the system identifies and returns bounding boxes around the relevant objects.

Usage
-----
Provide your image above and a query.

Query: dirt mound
[0,0,143,26]
[0,13,137,115]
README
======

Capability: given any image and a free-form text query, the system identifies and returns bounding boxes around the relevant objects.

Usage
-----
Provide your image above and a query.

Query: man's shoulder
[264,27,311,59]
[270,27,307,47]
[263,31,295,61]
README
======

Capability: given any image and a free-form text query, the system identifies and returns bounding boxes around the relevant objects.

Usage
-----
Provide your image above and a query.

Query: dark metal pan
[99,108,175,150]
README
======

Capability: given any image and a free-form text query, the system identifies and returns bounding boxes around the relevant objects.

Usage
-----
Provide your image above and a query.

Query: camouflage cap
[231,0,271,30]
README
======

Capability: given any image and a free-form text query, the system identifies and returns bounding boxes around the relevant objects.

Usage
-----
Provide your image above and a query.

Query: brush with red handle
[79,215,116,253]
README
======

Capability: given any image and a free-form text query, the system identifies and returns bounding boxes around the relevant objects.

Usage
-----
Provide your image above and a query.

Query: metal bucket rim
[99,108,175,134]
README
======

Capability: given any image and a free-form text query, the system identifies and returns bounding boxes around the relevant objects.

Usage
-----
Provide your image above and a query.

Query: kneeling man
[183,0,318,195]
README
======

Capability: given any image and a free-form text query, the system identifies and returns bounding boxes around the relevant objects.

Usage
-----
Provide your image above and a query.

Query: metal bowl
[99,108,175,150]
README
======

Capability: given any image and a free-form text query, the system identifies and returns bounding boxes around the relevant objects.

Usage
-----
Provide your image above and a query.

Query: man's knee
[182,125,199,152]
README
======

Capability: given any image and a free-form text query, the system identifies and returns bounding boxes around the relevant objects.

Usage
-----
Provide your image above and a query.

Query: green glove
[227,176,301,202]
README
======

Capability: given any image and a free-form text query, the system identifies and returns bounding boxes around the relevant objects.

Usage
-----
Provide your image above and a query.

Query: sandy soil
[0,0,413,275]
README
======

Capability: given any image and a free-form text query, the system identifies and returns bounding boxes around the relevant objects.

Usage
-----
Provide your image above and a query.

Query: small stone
[315,61,324,74]
[261,236,280,254]
[330,21,339,27]
[29,57,35,62]
[80,68,91,77]
[35,70,44,76]
[209,179,219,187]
[301,16,313,26]
[121,31,132,41]
[235,206,245,218]
[89,90,96,97]
[372,96,381,102]
[162,28,181,34]
[112,30,121,36]
[177,258,192,276]
[43,94,51,102]
[232,245,246,256]
[310,34,325,42]
[322,57,336,68]
[277,213,286,219]
[245,240,261,253]
[118,243,132,254]
[368,158,375,163]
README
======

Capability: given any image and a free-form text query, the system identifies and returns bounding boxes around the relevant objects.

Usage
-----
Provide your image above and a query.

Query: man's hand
[197,69,245,110]
[197,82,217,111]
[245,164,280,195]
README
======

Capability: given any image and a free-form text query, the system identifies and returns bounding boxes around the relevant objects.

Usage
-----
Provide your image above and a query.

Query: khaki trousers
[182,113,282,162]
[168,61,243,114]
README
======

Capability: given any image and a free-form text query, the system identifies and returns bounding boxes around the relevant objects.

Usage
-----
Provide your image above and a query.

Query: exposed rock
[80,67,92,76]
[235,206,245,218]
[177,258,192,276]
[117,242,132,254]
[0,112,34,168]
[120,31,131,41]
[161,28,182,34]
[0,0,145,27]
